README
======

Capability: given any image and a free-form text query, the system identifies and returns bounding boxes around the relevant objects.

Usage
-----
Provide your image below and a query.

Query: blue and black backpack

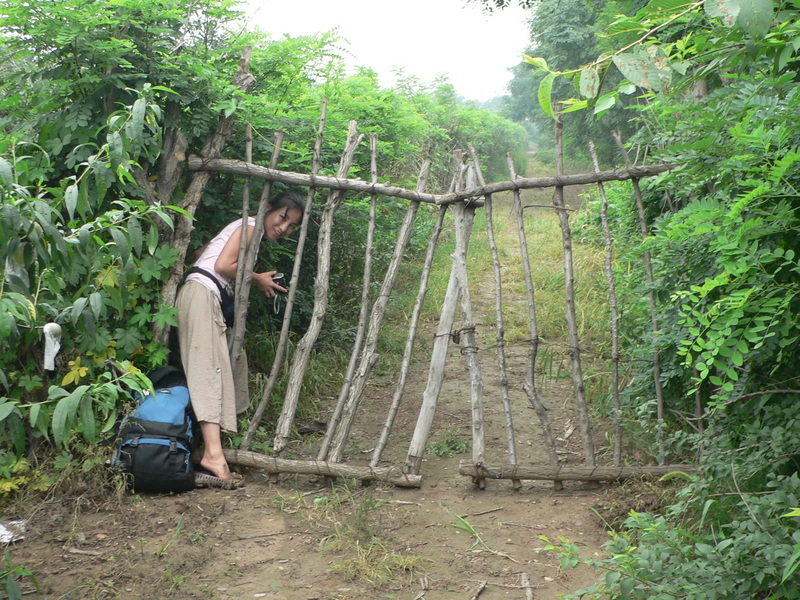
[113,367,196,493]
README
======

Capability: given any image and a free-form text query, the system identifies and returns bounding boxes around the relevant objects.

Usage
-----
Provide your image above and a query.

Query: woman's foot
[199,456,233,480]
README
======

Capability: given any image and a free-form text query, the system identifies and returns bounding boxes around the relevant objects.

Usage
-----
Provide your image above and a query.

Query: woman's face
[264,205,303,240]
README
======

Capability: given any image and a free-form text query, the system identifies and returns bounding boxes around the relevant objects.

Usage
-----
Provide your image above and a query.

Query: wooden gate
[180,101,692,489]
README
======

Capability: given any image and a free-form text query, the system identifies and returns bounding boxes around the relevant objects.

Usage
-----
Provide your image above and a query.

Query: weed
[165,570,185,589]
[327,540,427,586]
[189,530,207,546]
[154,513,184,557]
[1,550,38,600]
[426,427,472,457]
[440,505,517,562]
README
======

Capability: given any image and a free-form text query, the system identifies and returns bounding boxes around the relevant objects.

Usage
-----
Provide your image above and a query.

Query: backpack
[112,367,195,493]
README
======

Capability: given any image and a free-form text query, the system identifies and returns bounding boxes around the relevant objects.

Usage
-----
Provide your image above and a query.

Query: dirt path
[10,189,614,600]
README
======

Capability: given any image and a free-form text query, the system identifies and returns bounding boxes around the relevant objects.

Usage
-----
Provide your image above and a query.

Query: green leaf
[110,227,130,262]
[606,17,648,38]
[593,93,616,114]
[647,0,699,13]
[79,394,96,443]
[89,292,103,320]
[0,400,18,422]
[619,577,636,598]
[128,216,143,257]
[613,46,672,91]
[29,404,41,429]
[579,66,600,99]
[146,223,159,254]
[52,386,88,448]
[705,0,740,26]
[523,55,550,71]
[736,0,773,38]
[538,72,558,119]
[0,157,13,186]
[128,97,147,148]
[559,98,589,114]
[65,184,79,221]
[71,297,89,327]
[107,131,126,168]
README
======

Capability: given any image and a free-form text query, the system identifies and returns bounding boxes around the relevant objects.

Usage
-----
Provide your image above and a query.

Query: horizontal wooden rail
[225,449,422,487]
[188,155,675,205]
[459,460,695,482]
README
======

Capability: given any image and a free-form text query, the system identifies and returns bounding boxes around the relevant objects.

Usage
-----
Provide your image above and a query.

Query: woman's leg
[198,421,232,479]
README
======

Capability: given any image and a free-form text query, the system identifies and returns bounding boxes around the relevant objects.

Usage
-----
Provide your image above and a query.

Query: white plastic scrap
[0,519,26,544]
[43,322,62,371]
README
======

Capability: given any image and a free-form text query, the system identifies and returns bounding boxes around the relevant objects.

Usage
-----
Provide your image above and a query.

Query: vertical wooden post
[468,145,520,490]
[229,132,283,362]
[506,154,561,488]
[452,193,485,488]
[370,203,448,467]
[612,130,666,463]
[316,135,380,460]
[554,111,595,466]
[272,121,363,455]
[241,100,328,450]
[325,162,430,464]
[405,153,469,475]
[589,140,622,467]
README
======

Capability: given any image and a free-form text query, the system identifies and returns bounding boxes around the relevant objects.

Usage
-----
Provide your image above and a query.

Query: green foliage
[0,82,180,456]
[559,1,800,597]
[0,550,38,600]
[426,427,472,457]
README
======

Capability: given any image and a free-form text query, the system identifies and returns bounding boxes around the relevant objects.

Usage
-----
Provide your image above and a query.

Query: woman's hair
[267,190,305,214]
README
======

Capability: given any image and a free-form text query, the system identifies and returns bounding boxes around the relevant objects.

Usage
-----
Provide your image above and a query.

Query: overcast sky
[241,0,533,103]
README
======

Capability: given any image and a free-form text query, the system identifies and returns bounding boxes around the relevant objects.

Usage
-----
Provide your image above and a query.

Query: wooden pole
[612,130,666,463]
[451,192,484,489]
[229,132,283,361]
[241,100,328,450]
[506,153,561,489]
[225,450,422,487]
[325,163,430,463]
[589,140,623,467]
[405,153,470,475]
[468,145,520,490]
[458,460,695,482]
[188,155,675,204]
[316,135,380,460]
[272,121,364,455]
[554,111,595,466]
[370,203,448,467]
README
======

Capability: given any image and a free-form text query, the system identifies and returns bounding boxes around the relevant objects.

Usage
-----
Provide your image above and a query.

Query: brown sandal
[194,471,244,490]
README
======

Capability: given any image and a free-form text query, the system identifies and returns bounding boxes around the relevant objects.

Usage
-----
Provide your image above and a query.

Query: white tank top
[185,217,262,298]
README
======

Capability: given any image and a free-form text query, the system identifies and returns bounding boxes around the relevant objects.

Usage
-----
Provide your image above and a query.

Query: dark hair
[267,191,305,214]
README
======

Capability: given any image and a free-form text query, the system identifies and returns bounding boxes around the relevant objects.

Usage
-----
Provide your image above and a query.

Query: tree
[0,0,529,466]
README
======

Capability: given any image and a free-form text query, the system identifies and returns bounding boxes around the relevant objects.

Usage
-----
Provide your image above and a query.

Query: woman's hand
[252,271,286,298]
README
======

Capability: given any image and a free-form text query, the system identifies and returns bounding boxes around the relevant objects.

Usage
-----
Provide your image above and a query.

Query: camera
[271,272,286,291]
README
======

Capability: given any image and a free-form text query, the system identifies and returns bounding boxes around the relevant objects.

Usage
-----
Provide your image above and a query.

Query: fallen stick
[459,461,695,482]
[224,449,422,487]
[469,580,487,600]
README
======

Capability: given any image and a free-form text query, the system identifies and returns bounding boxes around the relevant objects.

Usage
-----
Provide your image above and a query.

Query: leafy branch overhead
[524,0,782,118]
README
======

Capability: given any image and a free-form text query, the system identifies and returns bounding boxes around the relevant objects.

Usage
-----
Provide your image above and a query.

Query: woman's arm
[215,225,285,297]
[214,224,252,280]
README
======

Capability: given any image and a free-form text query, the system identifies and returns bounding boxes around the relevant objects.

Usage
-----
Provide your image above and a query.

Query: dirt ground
[6,186,624,600]
[7,333,614,600]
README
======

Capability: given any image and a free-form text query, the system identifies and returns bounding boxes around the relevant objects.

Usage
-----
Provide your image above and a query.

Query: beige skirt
[175,281,249,433]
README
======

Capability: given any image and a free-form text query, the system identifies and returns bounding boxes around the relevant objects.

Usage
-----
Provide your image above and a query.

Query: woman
[176,191,305,482]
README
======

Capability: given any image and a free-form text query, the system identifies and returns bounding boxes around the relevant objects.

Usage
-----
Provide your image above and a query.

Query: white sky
[240,0,532,103]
